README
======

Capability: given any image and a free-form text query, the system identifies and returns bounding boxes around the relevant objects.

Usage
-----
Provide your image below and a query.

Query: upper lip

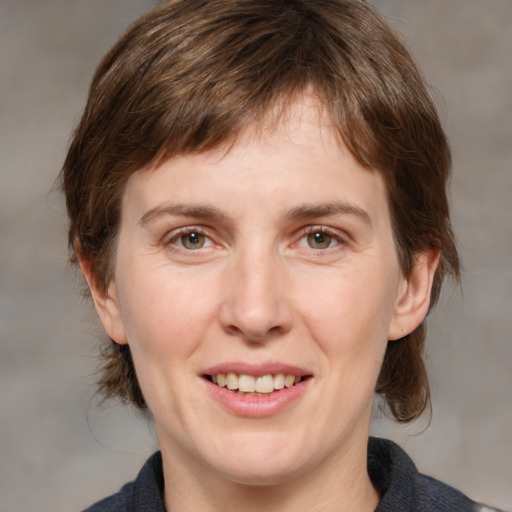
[202,362,311,378]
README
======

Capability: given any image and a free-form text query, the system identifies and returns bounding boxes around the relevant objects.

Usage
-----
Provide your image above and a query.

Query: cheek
[293,264,398,373]
[115,270,218,419]
[116,268,218,361]
[298,266,397,334]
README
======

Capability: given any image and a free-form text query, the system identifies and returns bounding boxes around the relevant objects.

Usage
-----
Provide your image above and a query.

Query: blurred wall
[0,1,510,510]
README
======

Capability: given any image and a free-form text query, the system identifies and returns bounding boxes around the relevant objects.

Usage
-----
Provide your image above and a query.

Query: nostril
[222,323,291,343]
[223,324,243,337]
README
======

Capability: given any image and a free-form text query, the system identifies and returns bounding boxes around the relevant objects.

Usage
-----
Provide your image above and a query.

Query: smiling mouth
[204,373,309,396]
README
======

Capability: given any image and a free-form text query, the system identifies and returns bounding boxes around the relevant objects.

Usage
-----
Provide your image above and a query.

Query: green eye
[180,232,205,250]
[307,231,333,249]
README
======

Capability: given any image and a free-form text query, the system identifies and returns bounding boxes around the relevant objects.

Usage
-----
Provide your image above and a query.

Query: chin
[203,432,313,486]
[215,460,304,487]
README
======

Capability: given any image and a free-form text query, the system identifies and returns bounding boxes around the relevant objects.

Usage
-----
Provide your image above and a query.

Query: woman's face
[94,96,426,487]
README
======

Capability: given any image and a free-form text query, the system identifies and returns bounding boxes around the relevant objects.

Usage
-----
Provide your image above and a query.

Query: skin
[82,95,438,512]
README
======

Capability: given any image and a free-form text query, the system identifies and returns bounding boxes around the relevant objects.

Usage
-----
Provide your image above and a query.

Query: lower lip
[203,378,310,417]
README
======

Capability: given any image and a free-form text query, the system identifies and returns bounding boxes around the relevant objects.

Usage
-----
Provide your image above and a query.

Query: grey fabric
[82,437,499,511]
[82,451,165,512]
[369,438,490,511]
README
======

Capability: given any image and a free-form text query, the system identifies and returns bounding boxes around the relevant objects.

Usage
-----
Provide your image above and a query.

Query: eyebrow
[139,200,371,227]
[139,203,229,226]
[285,201,372,225]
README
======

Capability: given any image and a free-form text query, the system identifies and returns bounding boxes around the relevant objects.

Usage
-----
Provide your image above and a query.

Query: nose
[218,248,293,343]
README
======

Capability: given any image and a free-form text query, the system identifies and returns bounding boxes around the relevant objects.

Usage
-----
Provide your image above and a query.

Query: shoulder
[82,490,126,512]
[369,437,503,512]
[81,452,165,512]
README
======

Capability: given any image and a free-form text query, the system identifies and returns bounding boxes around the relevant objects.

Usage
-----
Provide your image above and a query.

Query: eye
[297,227,343,251]
[166,228,214,251]
[306,231,335,249]
[179,231,206,250]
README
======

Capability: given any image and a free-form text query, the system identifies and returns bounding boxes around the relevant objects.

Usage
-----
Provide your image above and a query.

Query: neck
[159,436,379,512]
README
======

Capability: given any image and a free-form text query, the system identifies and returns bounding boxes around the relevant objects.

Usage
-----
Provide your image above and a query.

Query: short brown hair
[61,0,460,422]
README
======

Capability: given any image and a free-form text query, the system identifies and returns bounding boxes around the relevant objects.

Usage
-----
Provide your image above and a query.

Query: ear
[77,252,128,345]
[388,248,440,340]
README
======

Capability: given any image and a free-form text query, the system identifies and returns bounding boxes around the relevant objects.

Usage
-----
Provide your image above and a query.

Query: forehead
[121,94,389,231]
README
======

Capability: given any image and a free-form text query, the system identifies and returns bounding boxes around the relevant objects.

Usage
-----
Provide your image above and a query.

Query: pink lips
[201,362,311,417]
[203,362,309,378]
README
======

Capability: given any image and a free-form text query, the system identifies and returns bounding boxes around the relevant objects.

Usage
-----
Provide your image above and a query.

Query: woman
[60,0,501,510]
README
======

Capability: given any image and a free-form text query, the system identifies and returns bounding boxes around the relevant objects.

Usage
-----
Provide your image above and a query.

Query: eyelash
[164,226,215,252]
[294,226,347,252]
[163,225,348,254]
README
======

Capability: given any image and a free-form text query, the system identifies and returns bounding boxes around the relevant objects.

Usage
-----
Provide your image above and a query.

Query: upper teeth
[211,373,300,393]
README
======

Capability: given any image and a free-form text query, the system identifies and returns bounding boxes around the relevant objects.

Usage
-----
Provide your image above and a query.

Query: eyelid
[293,225,349,250]
[164,225,216,250]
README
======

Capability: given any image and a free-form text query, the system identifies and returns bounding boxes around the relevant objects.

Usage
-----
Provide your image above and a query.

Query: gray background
[0,1,510,511]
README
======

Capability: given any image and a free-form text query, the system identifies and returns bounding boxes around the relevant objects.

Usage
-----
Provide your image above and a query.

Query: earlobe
[388,248,440,341]
[77,253,128,345]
